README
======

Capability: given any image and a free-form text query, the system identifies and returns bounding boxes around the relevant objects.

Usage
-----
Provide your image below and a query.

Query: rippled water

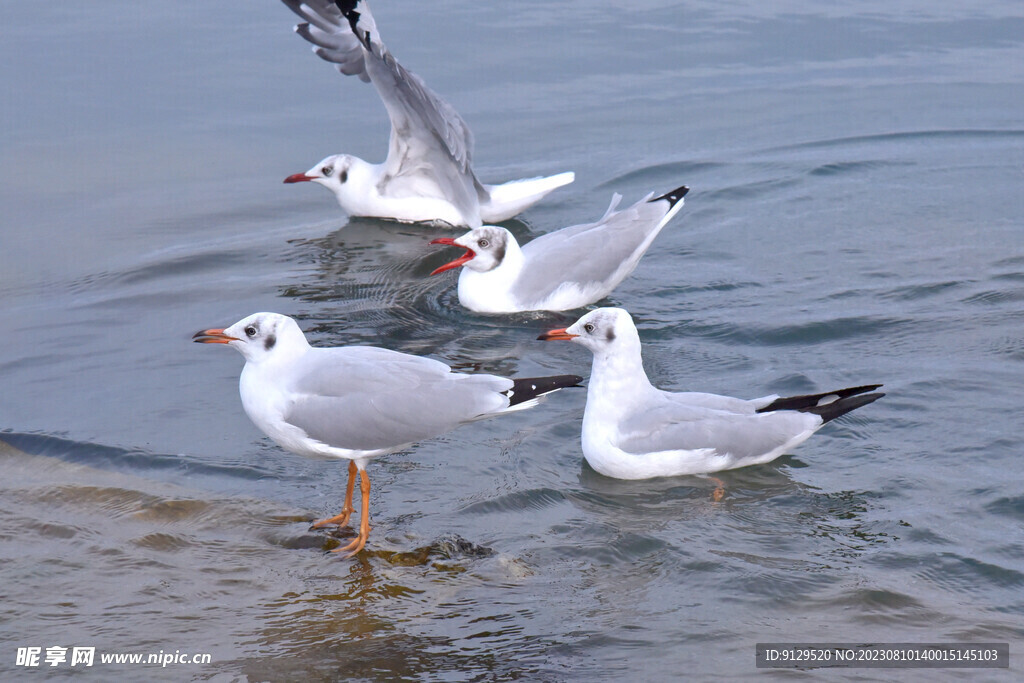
[2,0,1023,680]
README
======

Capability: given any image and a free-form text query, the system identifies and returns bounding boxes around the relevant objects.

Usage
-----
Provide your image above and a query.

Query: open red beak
[283,173,315,184]
[192,328,239,344]
[429,237,476,275]
[537,328,579,341]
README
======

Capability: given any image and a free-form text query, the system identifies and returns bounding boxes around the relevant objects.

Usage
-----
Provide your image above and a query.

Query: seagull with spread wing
[281,0,574,227]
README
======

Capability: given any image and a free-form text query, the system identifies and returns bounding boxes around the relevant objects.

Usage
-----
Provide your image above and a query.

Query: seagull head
[193,312,310,364]
[284,154,369,207]
[538,307,640,356]
[429,226,512,275]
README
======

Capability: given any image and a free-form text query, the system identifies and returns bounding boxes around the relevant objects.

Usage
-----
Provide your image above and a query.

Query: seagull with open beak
[429,185,688,312]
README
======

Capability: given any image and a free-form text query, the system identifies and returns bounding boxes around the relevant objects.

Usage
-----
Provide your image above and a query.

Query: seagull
[280,0,574,227]
[429,185,689,312]
[194,312,581,556]
[539,308,883,480]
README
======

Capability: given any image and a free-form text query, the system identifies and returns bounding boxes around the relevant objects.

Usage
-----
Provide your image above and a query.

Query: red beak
[283,173,315,184]
[537,328,579,341]
[192,328,239,344]
[429,237,476,275]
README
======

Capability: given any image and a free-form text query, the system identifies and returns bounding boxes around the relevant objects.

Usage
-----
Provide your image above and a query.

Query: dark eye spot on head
[606,328,616,341]
[339,169,348,183]
[264,334,276,351]
[494,241,506,262]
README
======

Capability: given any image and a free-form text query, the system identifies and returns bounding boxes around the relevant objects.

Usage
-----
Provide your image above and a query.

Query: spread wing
[282,346,511,452]
[282,0,483,214]
[282,0,371,81]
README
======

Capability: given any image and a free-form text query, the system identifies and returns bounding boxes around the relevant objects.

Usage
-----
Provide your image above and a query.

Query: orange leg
[710,475,726,502]
[312,460,358,528]
[333,467,371,557]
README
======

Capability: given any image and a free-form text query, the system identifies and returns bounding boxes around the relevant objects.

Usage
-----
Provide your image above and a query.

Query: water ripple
[808,159,902,176]
[761,128,1024,154]
[985,495,1024,522]
[598,160,727,189]
[1,431,272,483]
[460,487,569,514]
[681,314,910,346]
[914,553,1024,595]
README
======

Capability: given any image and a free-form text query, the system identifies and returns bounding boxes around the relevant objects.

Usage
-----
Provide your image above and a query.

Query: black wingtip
[650,184,689,207]
[507,374,585,407]
[334,0,370,48]
[808,392,885,424]
[756,384,883,414]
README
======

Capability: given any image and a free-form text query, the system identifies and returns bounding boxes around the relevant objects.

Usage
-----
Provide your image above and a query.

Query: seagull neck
[247,337,313,374]
[588,342,654,395]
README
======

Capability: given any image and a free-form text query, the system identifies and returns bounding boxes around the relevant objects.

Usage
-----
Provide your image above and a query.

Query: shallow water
[1,0,1023,680]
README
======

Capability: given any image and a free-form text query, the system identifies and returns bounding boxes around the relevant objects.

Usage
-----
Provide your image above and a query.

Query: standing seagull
[280,0,574,227]
[429,185,689,312]
[539,308,883,480]
[195,312,581,556]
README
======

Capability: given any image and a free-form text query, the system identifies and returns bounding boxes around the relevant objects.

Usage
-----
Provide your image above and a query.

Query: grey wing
[514,193,675,303]
[287,1,481,210]
[356,13,482,214]
[282,0,370,81]
[617,403,820,460]
[663,390,764,414]
[283,347,512,451]
[372,55,482,218]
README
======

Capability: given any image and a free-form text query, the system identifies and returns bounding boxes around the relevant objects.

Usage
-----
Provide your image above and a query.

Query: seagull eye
[321,165,333,177]
[339,169,348,183]
[478,238,490,248]
[245,325,257,338]
[583,323,595,334]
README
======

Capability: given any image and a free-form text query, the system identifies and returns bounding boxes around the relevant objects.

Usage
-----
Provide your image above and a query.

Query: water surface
[1,0,1022,679]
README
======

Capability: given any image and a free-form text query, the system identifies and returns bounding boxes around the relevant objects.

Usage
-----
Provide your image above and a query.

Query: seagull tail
[755,384,883,414]
[649,184,689,209]
[479,172,575,223]
[803,391,885,423]
[504,374,584,410]
[755,383,884,423]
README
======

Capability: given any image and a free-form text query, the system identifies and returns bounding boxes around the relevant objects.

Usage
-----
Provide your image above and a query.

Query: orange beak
[537,327,578,341]
[192,328,239,344]
[283,173,314,184]
[429,237,476,275]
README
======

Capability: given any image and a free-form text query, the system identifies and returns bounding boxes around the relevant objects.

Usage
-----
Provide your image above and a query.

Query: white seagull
[194,312,581,556]
[539,308,883,480]
[429,185,689,312]
[280,0,574,227]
